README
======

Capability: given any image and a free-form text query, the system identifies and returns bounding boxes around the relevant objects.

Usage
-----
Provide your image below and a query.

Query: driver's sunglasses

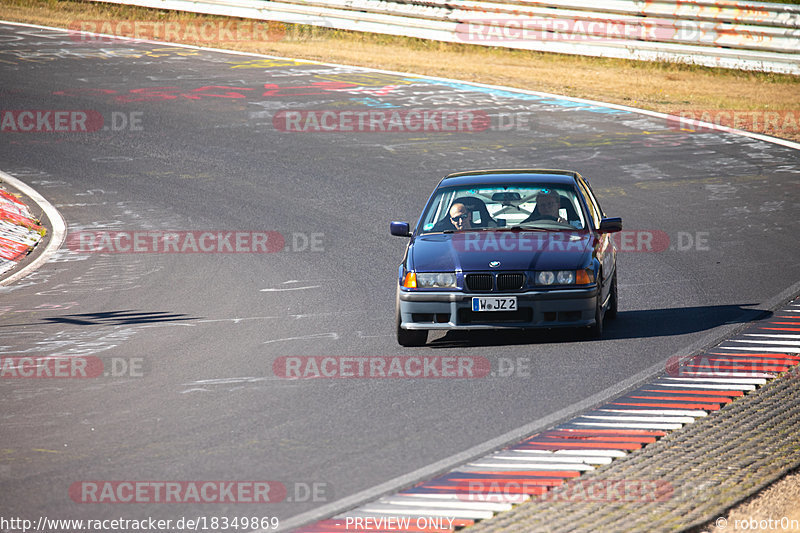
[451,214,469,222]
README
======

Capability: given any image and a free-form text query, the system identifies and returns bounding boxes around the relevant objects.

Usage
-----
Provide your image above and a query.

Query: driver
[448,202,472,231]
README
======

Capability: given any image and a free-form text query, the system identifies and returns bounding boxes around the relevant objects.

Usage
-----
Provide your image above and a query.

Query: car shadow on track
[427,303,769,347]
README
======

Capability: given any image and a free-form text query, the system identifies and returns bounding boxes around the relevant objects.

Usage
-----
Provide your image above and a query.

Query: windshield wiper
[440,228,510,233]
[438,226,563,234]
[492,226,558,232]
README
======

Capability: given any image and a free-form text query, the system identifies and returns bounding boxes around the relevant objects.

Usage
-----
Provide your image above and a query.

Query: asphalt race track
[1,22,799,530]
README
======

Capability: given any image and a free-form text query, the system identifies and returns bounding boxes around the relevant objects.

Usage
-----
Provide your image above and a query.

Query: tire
[396,304,427,347]
[586,280,604,340]
[606,270,618,320]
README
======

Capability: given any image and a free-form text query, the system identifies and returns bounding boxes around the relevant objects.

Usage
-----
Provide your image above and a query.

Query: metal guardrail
[91,0,800,74]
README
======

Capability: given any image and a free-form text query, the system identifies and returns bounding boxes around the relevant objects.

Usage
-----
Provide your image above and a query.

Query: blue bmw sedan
[390,169,622,346]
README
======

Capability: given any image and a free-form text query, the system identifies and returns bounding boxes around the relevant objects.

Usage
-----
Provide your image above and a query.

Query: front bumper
[398,286,598,330]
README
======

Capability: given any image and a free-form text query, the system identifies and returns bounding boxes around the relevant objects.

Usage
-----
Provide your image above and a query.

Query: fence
[90,0,800,74]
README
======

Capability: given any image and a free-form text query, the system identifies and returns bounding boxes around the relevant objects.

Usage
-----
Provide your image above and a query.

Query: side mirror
[598,217,622,233]
[390,222,411,237]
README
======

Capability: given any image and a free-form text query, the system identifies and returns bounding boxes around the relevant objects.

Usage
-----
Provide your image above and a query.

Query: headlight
[416,272,457,288]
[556,270,575,284]
[536,271,556,285]
[536,269,594,285]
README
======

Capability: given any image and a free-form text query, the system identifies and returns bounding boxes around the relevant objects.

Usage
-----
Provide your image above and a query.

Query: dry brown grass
[705,469,800,532]
[1,0,799,141]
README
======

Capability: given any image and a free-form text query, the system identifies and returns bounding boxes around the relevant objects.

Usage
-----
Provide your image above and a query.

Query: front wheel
[606,270,618,320]
[396,306,427,347]
[586,284,604,340]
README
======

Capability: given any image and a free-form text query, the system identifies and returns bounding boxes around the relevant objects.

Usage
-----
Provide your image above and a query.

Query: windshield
[419,184,587,233]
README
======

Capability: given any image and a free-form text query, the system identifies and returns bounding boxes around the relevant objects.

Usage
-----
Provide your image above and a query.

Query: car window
[419,184,587,233]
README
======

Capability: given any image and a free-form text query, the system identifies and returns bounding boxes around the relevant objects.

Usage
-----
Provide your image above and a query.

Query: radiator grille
[465,273,493,291]
[497,273,524,291]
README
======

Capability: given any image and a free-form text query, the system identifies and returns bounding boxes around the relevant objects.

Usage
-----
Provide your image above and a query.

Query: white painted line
[717,346,800,354]
[552,449,628,458]
[744,334,800,340]
[661,377,767,385]
[489,453,603,464]
[398,492,532,503]
[676,371,776,379]
[378,496,512,512]
[491,451,588,460]
[196,316,280,324]
[511,449,625,460]
[578,415,696,424]
[465,462,595,471]
[353,506,494,520]
[712,347,800,354]
[392,493,468,501]
[331,509,492,523]
[260,285,320,292]
[262,332,339,344]
[511,449,625,459]
[183,377,269,386]
[567,456,613,465]
[653,382,756,391]
[493,450,613,465]
[0,170,66,287]
[598,409,708,417]
[727,339,800,346]
[573,422,684,430]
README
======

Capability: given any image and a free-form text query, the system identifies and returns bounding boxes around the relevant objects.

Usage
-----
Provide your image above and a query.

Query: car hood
[410,231,593,272]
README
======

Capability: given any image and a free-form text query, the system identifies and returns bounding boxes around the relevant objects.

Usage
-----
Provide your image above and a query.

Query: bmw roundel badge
[489,261,501,268]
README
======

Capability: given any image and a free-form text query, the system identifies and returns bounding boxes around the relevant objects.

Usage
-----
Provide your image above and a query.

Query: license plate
[472,297,517,312]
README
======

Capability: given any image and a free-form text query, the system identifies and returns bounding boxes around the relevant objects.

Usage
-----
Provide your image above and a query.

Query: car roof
[438,169,581,188]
